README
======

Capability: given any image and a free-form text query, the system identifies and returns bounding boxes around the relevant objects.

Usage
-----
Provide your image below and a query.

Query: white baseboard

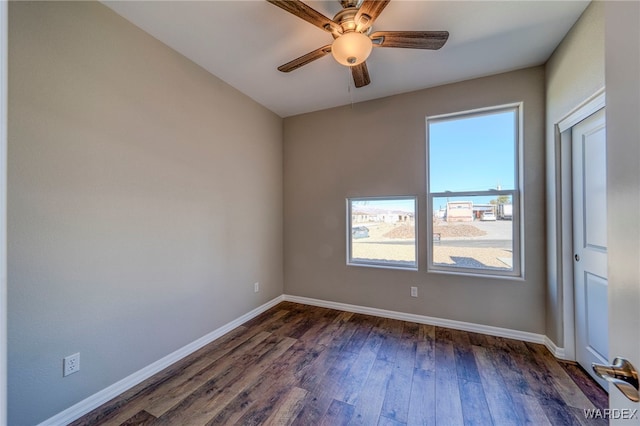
[284,294,565,357]
[38,295,285,426]
[544,336,567,359]
[41,293,567,425]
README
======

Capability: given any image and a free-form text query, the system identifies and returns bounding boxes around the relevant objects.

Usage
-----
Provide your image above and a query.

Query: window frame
[426,103,523,278]
[346,196,418,271]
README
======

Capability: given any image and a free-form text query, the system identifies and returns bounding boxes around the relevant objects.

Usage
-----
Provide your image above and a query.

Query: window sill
[348,261,418,272]
[427,267,524,281]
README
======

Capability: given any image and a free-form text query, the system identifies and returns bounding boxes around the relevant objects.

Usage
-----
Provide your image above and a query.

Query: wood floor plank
[295,343,343,392]
[415,323,435,372]
[292,348,360,424]
[559,362,609,411]
[538,401,584,426]
[240,307,290,329]
[485,335,534,396]
[510,393,552,425]
[380,361,413,423]
[458,378,494,425]
[334,316,388,405]
[473,345,520,426]
[525,342,596,410]
[152,335,296,425]
[313,310,358,350]
[261,386,309,426]
[376,317,404,363]
[144,330,273,418]
[450,328,482,383]
[119,410,156,426]
[319,399,354,426]
[508,340,584,425]
[377,414,406,426]
[197,335,296,421]
[287,306,333,340]
[398,322,419,367]
[74,328,271,426]
[349,358,394,426]
[194,327,280,367]
[70,302,608,426]
[342,314,377,354]
[434,328,464,426]
[380,323,417,423]
[204,340,321,425]
[407,368,435,426]
[266,311,313,337]
[68,326,255,426]
[212,326,341,425]
[175,325,251,364]
[467,330,489,347]
[510,345,562,400]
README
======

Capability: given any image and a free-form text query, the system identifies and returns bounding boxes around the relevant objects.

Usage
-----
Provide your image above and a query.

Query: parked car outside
[352,226,370,239]
[481,211,496,221]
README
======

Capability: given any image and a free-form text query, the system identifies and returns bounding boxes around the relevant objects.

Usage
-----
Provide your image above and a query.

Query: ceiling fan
[267,0,449,88]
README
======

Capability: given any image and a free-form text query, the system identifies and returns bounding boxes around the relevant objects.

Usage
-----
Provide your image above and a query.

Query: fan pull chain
[347,67,355,108]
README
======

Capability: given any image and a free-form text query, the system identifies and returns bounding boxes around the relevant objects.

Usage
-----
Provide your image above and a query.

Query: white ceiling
[103,1,590,118]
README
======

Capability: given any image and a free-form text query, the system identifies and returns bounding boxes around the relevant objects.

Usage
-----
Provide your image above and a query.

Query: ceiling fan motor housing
[333,7,360,34]
[339,0,361,8]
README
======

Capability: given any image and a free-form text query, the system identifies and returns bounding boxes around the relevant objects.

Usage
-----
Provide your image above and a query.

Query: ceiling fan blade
[354,0,390,32]
[370,31,449,49]
[267,0,341,35]
[277,45,332,73]
[351,62,371,88]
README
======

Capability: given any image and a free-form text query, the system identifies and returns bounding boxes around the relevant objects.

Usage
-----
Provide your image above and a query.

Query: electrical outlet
[63,353,80,377]
[254,282,260,293]
[411,286,418,298]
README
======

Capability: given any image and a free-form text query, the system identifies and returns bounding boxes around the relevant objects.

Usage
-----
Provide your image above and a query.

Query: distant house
[446,201,474,222]
[352,211,372,223]
[352,210,415,224]
[472,203,495,220]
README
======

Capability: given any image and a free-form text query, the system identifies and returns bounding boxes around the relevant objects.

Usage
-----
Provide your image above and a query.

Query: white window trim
[346,196,418,271]
[426,103,524,279]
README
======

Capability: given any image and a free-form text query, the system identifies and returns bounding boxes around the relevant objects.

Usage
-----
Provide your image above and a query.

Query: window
[347,197,417,270]
[427,104,522,277]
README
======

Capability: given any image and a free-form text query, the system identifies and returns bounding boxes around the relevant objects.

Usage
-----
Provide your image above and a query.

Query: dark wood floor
[71,302,608,425]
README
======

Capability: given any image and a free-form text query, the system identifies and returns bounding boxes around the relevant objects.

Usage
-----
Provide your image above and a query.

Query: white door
[606,1,640,417]
[573,108,609,388]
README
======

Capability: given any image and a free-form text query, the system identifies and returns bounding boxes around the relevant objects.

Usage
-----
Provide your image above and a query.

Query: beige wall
[283,67,546,334]
[545,2,604,346]
[8,2,283,424]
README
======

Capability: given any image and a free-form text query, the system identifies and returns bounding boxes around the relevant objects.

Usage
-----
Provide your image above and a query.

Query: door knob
[575,254,580,261]
[593,357,639,402]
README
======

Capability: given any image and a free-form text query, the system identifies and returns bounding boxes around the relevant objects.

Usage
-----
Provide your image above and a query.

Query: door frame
[555,88,606,362]
[1,0,7,422]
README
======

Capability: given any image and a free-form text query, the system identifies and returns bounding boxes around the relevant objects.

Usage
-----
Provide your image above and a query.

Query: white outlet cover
[63,353,80,376]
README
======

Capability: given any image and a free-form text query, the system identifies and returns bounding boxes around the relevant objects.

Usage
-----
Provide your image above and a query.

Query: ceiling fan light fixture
[331,32,373,66]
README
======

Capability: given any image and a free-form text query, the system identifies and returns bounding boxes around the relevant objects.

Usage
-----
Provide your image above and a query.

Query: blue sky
[351,109,516,215]
[428,109,516,193]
